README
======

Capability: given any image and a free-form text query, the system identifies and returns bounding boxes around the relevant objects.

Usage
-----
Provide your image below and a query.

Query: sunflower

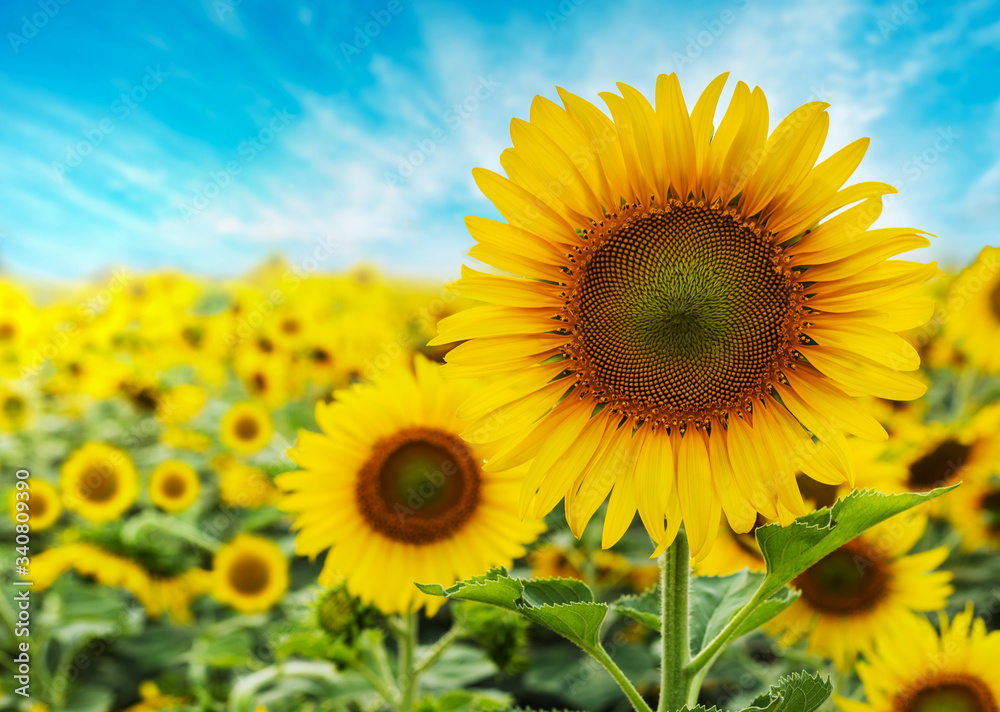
[216,461,278,508]
[155,384,207,425]
[768,513,952,671]
[856,404,1000,516]
[277,356,545,615]
[836,606,1000,712]
[211,534,288,614]
[430,73,935,558]
[697,472,845,576]
[0,383,31,432]
[948,472,1000,552]
[148,460,201,513]
[31,543,211,622]
[220,401,274,454]
[61,443,140,523]
[944,245,1000,373]
[9,479,62,532]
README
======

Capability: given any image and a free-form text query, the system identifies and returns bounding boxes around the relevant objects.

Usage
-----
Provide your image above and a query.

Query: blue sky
[1,0,998,281]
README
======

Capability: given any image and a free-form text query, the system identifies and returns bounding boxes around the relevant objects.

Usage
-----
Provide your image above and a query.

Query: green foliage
[743,672,832,712]
[453,601,531,674]
[417,569,608,653]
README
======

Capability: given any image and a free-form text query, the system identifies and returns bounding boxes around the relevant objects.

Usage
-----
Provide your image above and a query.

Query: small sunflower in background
[155,383,207,425]
[8,479,62,532]
[220,401,274,454]
[212,534,288,614]
[948,472,1000,551]
[0,383,31,432]
[432,72,936,559]
[61,443,140,523]
[769,513,952,671]
[214,459,278,508]
[277,356,545,615]
[837,606,1000,712]
[31,542,211,623]
[944,244,1000,374]
[148,460,201,513]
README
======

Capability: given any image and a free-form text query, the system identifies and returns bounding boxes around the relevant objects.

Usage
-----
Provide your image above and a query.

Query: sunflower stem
[588,645,654,712]
[396,613,418,712]
[657,529,692,712]
[413,624,464,675]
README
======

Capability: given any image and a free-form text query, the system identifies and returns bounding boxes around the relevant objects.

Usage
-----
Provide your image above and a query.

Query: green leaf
[612,586,660,630]
[743,672,832,712]
[755,487,954,600]
[417,568,608,652]
[678,707,724,712]
[691,572,799,655]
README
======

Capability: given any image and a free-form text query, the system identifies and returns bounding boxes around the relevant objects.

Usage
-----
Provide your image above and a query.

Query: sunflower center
[30,494,48,518]
[4,396,24,419]
[310,348,332,364]
[228,553,271,595]
[0,323,14,340]
[356,427,481,544]
[161,473,187,499]
[80,465,119,503]
[234,415,260,441]
[990,281,1000,321]
[907,438,970,490]
[896,674,999,712]
[979,488,1000,534]
[793,540,888,614]
[571,201,792,422]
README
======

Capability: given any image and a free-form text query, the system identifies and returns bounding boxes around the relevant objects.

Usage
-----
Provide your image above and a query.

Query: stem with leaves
[658,530,692,711]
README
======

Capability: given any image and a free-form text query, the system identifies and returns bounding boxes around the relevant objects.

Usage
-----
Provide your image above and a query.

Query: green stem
[396,613,418,712]
[353,661,398,704]
[657,530,692,712]
[413,624,464,675]
[588,646,654,712]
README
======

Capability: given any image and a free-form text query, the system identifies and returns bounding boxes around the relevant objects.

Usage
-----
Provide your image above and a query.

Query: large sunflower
[277,356,545,615]
[211,534,288,614]
[768,513,952,671]
[837,606,1000,712]
[943,245,1000,374]
[430,73,935,557]
[61,443,140,523]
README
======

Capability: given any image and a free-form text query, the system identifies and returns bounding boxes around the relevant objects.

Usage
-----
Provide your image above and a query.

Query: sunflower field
[4,72,1000,712]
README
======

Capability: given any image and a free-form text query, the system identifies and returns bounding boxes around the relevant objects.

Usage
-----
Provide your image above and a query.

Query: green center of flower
[80,465,119,503]
[234,415,260,441]
[318,587,357,636]
[897,675,999,712]
[356,427,481,544]
[793,541,888,615]
[571,201,792,422]
[907,438,970,490]
[229,553,270,595]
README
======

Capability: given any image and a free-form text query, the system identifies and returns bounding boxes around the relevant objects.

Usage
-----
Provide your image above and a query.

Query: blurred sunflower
[61,443,139,523]
[211,534,288,614]
[0,383,31,432]
[122,681,188,712]
[277,356,545,615]
[215,460,278,508]
[221,401,274,454]
[769,514,952,670]
[431,73,935,557]
[155,384,207,425]
[697,472,843,576]
[32,543,211,622]
[944,245,1000,374]
[148,460,201,513]
[837,606,1000,712]
[8,479,62,532]
[948,473,1000,551]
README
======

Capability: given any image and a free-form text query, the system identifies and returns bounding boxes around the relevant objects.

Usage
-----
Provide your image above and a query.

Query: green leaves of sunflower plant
[420,487,953,712]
